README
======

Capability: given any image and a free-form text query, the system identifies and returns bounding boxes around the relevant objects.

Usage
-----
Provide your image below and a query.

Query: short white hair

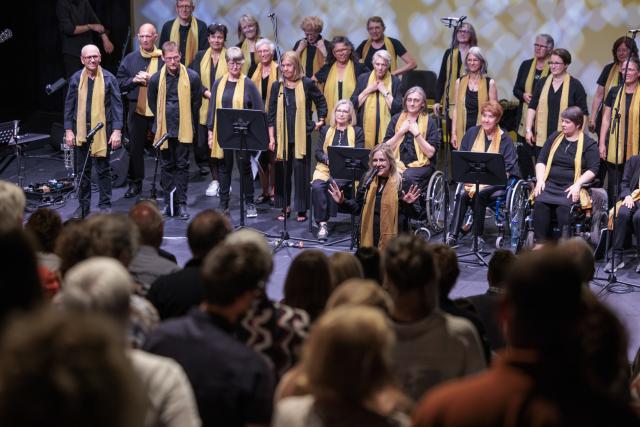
[255,38,275,54]
[0,180,25,231]
[372,49,392,67]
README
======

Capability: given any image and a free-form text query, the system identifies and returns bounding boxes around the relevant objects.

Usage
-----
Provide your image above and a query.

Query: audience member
[145,238,275,427]
[326,278,394,315]
[25,208,64,299]
[354,246,383,284]
[128,201,180,294]
[147,209,231,320]
[58,257,201,427]
[412,247,638,427]
[559,237,596,284]
[273,306,411,427]
[383,235,485,402]
[283,250,332,322]
[329,252,364,289]
[0,309,144,427]
[0,180,25,232]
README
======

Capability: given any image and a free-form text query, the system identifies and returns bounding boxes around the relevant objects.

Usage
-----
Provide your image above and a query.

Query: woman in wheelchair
[311,100,364,240]
[383,86,441,202]
[328,143,421,250]
[447,101,519,247]
[606,154,640,273]
[532,106,600,246]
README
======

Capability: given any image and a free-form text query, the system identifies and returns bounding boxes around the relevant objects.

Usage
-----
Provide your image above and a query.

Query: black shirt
[293,37,331,78]
[159,17,209,64]
[355,37,408,71]
[383,113,441,166]
[56,0,100,56]
[147,258,204,320]
[117,50,165,102]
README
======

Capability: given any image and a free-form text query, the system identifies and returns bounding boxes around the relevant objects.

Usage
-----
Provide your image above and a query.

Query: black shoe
[199,165,209,176]
[124,182,141,198]
[175,204,190,220]
[72,205,90,219]
[604,259,625,273]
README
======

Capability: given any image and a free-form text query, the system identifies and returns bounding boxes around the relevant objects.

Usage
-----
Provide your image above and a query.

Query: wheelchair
[512,181,608,251]
[411,170,448,241]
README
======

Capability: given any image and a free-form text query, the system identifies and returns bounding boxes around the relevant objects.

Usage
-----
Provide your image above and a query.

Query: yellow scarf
[251,61,278,113]
[300,43,325,77]
[393,112,430,173]
[198,47,227,125]
[276,80,307,160]
[455,75,488,144]
[607,84,640,164]
[154,64,193,149]
[464,126,503,196]
[362,70,392,149]
[360,173,399,250]
[517,58,549,137]
[441,47,460,116]
[210,74,246,159]
[76,66,107,157]
[604,63,621,103]
[535,73,571,147]
[360,36,397,71]
[135,47,163,117]
[169,16,199,66]
[240,38,259,75]
[324,60,357,124]
[312,126,355,181]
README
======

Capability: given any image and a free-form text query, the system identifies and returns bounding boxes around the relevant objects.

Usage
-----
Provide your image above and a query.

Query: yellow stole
[154,64,193,149]
[276,80,307,160]
[455,75,488,144]
[441,47,460,112]
[609,183,640,229]
[535,73,571,147]
[135,47,163,117]
[300,43,325,77]
[604,63,621,104]
[169,17,199,66]
[393,112,430,173]
[464,127,503,196]
[240,38,259,75]
[312,126,355,181]
[362,70,392,149]
[324,60,357,124]
[607,84,640,164]
[360,174,400,250]
[76,66,107,157]
[210,75,246,159]
[198,47,227,125]
[360,37,397,71]
[251,61,278,113]
[517,58,549,136]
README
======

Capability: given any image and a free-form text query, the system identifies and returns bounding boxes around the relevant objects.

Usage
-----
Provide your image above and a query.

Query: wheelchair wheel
[495,236,504,249]
[589,210,608,247]
[425,170,446,234]
[508,180,531,242]
[414,226,431,241]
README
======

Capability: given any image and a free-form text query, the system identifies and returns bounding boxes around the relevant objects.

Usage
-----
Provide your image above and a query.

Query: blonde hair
[329,99,356,127]
[237,14,260,43]
[300,16,323,33]
[280,51,305,81]
[326,279,394,315]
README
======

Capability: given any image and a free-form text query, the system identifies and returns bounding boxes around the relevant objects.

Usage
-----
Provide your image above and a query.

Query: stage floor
[5,141,640,360]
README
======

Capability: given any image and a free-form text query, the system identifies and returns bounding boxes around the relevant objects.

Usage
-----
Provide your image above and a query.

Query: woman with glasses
[293,16,330,79]
[207,47,263,217]
[355,16,416,77]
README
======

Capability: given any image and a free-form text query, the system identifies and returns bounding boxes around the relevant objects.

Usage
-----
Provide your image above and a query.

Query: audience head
[283,250,332,321]
[487,249,516,289]
[186,209,232,259]
[354,246,382,284]
[0,180,25,232]
[225,229,273,287]
[326,278,394,315]
[25,208,62,253]
[128,201,164,248]
[0,309,144,427]
[559,238,595,284]
[430,244,460,300]
[302,306,395,404]
[329,252,364,289]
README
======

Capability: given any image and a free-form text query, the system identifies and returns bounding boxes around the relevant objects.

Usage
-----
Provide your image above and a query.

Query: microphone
[440,16,467,27]
[363,168,379,189]
[267,12,276,18]
[45,78,67,95]
[629,29,640,34]
[152,132,170,149]
[86,122,104,140]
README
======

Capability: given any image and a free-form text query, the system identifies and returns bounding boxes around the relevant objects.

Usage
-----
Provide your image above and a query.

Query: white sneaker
[205,180,219,197]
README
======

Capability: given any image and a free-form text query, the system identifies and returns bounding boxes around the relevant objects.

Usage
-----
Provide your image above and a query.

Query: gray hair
[329,99,357,127]
[537,33,555,50]
[255,38,275,53]
[0,180,25,232]
[372,49,392,67]
[465,46,488,74]
[226,46,244,63]
[225,229,273,280]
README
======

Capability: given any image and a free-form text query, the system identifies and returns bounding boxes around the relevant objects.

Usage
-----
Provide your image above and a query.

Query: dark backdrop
[0,0,131,131]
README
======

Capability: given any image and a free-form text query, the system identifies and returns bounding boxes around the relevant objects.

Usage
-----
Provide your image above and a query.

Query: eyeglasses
[228,61,243,67]
[177,4,193,10]
[82,55,100,60]
[534,43,548,49]
[164,55,181,62]
[548,61,564,65]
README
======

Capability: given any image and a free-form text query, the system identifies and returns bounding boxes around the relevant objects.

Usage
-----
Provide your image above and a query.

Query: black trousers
[194,124,210,168]
[76,143,111,209]
[533,201,571,242]
[218,149,254,208]
[127,106,154,184]
[605,161,625,209]
[311,179,350,223]
[612,201,640,255]
[160,138,189,205]
[516,136,539,180]
[274,149,309,213]
[449,184,502,237]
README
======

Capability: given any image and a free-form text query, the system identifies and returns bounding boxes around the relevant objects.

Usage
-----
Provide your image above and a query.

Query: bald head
[128,201,163,248]
[80,44,101,73]
[138,23,158,52]
[81,44,100,57]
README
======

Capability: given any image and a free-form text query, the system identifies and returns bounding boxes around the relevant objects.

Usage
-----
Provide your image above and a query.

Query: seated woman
[606,154,640,273]
[533,106,600,246]
[383,86,440,195]
[311,100,364,240]
[447,101,520,247]
[329,144,420,250]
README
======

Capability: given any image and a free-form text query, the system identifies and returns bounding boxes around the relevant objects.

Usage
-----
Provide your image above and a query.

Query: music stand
[452,151,506,266]
[216,108,268,228]
[326,146,371,248]
[0,121,22,185]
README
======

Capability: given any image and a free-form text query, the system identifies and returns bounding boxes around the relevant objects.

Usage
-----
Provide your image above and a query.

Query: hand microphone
[45,78,67,95]
[152,133,170,149]
[86,122,104,140]
[363,168,379,189]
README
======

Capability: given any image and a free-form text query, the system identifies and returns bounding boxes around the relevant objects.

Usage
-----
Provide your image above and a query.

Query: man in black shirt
[64,44,123,218]
[159,0,208,66]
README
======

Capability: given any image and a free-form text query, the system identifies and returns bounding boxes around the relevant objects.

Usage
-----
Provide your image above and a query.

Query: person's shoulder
[102,68,117,80]
[129,348,184,375]
[186,67,200,80]
[195,17,207,28]
[161,19,174,30]
[442,311,478,336]
[274,395,315,426]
